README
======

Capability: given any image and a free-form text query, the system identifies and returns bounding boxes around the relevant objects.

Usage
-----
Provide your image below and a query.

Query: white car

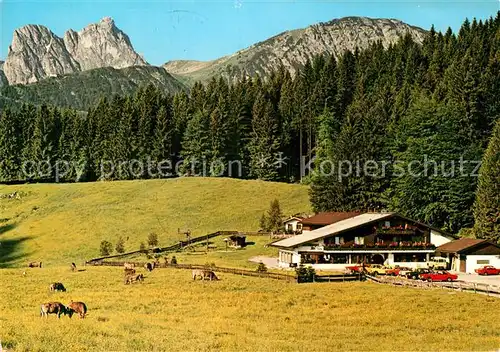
[427,257,447,270]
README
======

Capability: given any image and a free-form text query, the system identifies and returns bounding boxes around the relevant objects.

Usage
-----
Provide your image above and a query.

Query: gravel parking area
[249,256,279,269]
[456,273,500,287]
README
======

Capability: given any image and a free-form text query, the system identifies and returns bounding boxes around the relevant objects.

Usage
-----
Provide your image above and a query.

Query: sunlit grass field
[1,266,500,351]
[0,178,310,267]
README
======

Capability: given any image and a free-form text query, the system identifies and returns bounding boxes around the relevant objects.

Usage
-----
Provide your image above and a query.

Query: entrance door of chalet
[459,255,466,272]
[371,254,384,264]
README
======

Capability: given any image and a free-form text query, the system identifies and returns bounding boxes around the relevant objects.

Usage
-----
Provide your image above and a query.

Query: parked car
[420,271,458,282]
[365,264,388,276]
[475,265,500,276]
[396,267,413,277]
[345,264,364,273]
[405,268,432,280]
[427,257,448,270]
[385,267,402,276]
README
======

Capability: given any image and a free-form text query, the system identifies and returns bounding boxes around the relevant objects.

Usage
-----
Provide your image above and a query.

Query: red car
[475,265,500,276]
[385,267,401,276]
[420,271,458,282]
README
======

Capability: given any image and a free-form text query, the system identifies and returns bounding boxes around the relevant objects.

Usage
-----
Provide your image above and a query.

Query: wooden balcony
[324,242,435,251]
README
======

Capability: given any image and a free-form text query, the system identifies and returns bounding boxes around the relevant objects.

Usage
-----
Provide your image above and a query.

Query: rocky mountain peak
[3,17,147,85]
[164,16,427,83]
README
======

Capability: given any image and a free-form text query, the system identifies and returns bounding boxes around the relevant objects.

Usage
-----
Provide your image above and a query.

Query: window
[477,259,490,265]
[394,253,427,262]
[297,223,302,230]
[355,236,365,245]
[385,221,391,227]
[334,237,340,245]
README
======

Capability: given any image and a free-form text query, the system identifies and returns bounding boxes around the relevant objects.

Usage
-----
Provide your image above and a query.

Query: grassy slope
[1,266,499,351]
[0,178,310,267]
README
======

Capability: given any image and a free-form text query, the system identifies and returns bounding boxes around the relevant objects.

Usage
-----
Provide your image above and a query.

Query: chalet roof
[283,216,304,224]
[437,238,500,254]
[300,211,361,226]
[272,212,395,248]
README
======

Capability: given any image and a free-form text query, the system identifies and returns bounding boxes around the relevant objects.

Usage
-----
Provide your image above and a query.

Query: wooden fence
[366,274,500,297]
[314,273,365,283]
[86,260,297,282]
[86,231,238,264]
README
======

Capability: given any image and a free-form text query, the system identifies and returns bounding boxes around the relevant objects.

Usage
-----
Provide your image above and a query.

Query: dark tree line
[0,13,499,237]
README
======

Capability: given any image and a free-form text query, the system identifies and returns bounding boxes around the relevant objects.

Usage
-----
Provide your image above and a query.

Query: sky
[1,0,499,66]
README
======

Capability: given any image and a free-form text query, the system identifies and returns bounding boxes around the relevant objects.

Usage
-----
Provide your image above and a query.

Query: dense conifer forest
[0,14,499,240]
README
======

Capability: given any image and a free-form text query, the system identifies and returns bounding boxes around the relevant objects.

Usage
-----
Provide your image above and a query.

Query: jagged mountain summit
[164,16,427,83]
[3,17,147,85]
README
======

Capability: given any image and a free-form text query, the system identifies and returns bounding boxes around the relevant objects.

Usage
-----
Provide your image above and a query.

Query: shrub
[99,240,113,256]
[296,264,315,283]
[115,237,125,254]
[256,262,268,273]
[147,233,159,247]
[171,256,178,265]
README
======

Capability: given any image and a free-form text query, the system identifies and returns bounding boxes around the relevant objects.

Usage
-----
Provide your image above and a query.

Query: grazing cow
[71,263,77,272]
[40,302,68,318]
[49,282,66,292]
[67,301,87,319]
[124,273,144,285]
[144,263,153,272]
[192,270,219,281]
[124,268,136,276]
[28,262,42,268]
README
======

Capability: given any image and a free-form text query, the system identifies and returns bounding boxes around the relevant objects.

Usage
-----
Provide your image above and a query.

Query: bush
[171,256,178,265]
[256,262,268,273]
[148,233,159,247]
[115,237,125,254]
[295,264,315,283]
[99,240,113,256]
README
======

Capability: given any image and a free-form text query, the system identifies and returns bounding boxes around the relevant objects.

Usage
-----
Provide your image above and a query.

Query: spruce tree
[473,118,500,243]
[248,93,281,181]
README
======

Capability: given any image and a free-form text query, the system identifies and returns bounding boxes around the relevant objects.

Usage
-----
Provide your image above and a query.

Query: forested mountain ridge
[164,17,427,84]
[0,14,499,241]
[0,66,187,110]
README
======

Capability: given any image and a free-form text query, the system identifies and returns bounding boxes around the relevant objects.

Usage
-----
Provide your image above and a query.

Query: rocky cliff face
[0,61,7,88]
[3,17,147,85]
[164,16,427,83]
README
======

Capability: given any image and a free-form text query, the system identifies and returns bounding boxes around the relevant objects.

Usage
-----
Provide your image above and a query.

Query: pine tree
[0,109,22,181]
[388,95,481,232]
[266,199,283,233]
[181,111,211,175]
[473,118,500,243]
[151,104,173,177]
[248,93,281,180]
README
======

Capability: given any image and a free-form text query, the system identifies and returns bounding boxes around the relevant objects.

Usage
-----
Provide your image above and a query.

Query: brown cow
[40,302,69,318]
[124,273,144,285]
[124,268,136,276]
[192,270,219,281]
[67,301,87,319]
[49,282,66,292]
[28,262,42,268]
